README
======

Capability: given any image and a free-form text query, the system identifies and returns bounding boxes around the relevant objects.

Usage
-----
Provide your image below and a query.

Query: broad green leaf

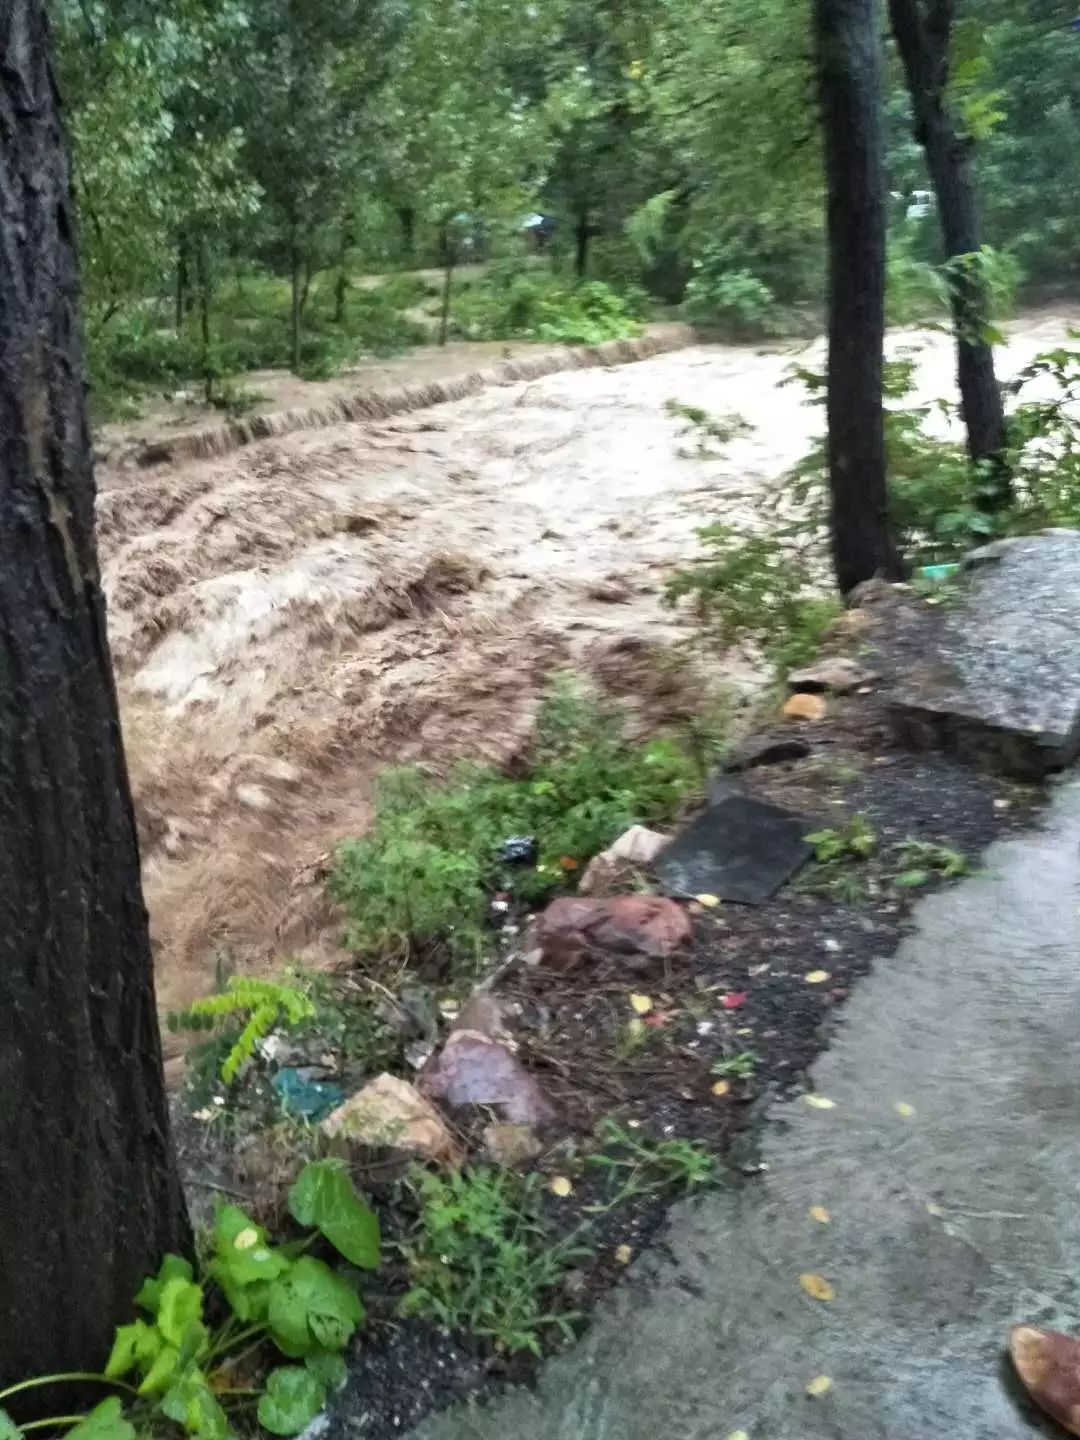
[208,1260,273,1324]
[894,869,930,889]
[305,1352,347,1391]
[135,1254,194,1315]
[213,1204,287,1287]
[138,1342,180,1396]
[67,1400,136,1440]
[157,1278,204,1347]
[288,1161,381,1269]
[267,1256,363,1358]
[0,1407,20,1440]
[161,1372,231,1440]
[257,1368,326,1437]
[105,1320,163,1381]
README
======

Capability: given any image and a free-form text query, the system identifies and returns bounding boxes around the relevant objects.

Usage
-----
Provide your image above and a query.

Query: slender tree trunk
[574,210,591,278]
[195,232,213,403]
[176,230,189,333]
[334,211,355,324]
[815,0,902,592]
[888,0,1009,500]
[397,205,416,261]
[439,259,454,347]
[0,0,191,1394]
[289,227,302,374]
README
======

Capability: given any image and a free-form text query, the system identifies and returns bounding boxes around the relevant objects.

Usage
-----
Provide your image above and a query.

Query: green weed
[449,273,642,346]
[398,1167,589,1356]
[588,1121,717,1210]
[890,838,971,888]
[168,976,315,1086]
[711,1050,759,1082]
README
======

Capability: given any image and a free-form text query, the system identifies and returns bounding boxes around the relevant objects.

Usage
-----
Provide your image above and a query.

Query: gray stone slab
[404,777,1080,1440]
[654,790,812,904]
[865,532,1080,778]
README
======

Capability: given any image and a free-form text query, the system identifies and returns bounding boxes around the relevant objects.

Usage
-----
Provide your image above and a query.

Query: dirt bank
[95,311,1079,1042]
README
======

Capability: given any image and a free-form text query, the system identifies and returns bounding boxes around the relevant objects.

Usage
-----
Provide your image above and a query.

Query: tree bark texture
[815,0,903,591]
[888,0,1009,492]
[0,0,191,1391]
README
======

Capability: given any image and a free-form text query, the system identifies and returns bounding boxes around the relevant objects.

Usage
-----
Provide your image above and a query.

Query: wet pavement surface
[409,777,1080,1440]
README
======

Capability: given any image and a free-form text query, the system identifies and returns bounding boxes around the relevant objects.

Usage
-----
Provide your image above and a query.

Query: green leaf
[105,1319,163,1380]
[305,1351,347,1392]
[257,1367,326,1437]
[267,1256,363,1358]
[0,1408,21,1440]
[894,869,930,888]
[213,1204,288,1287]
[161,1372,231,1440]
[138,1342,180,1396]
[288,1161,381,1269]
[135,1255,194,1315]
[67,1400,136,1440]
[157,1278,204,1347]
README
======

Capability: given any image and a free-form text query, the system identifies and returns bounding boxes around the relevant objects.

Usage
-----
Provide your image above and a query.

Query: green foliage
[331,679,700,965]
[1,1161,378,1440]
[664,399,752,457]
[168,976,315,1085]
[451,273,643,345]
[891,838,970,888]
[681,260,781,337]
[806,814,877,865]
[711,1050,759,1081]
[589,1121,717,1206]
[399,1167,589,1355]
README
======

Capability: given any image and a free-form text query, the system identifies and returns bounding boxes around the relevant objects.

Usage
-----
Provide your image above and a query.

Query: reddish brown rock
[421,1032,556,1127]
[1010,1324,1080,1434]
[536,894,692,973]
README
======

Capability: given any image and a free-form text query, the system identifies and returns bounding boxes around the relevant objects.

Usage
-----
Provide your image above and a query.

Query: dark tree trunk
[289,228,302,373]
[438,258,454,347]
[815,0,903,592]
[888,0,1009,501]
[175,230,190,333]
[195,232,213,403]
[574,210,590,278]
[0,0,191,1394]
[397,204,416,261]
[334,211,355,324]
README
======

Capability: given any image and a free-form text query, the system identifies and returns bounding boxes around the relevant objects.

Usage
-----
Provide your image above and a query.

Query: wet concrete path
[412,778,1080,1440]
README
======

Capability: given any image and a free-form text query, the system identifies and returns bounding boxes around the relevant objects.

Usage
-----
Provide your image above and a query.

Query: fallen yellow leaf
[234,1228,259,1251]
[695,893,721,907]
[712,1079,731,1097]
[799,1273,836,1302]
[725,1432,749,1440]
[894,1101,916,1118]
[806,1375,833,1398]
[629,993,653,1015]
[804,1094,836,1110]
[614,1244,633,1265]
[805,970,831,985]
[809,1205,831,1225]
[926,1202,943,1217]
[736,1026,753,1036]
[549,1176,573,1198]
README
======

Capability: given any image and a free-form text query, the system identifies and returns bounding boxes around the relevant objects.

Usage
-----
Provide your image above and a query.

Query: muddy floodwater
[95,310,1078,1042]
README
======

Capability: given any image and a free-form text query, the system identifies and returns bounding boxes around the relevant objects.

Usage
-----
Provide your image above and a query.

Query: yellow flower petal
[614,1244,633,1265]
[805,970,831,985]
[804,1094,836,1110]
[695,893,721,907]
[629,993,653,1015]
[549,1175,573,1198]
[809,1205,831,1224]
[712,1079,731,1097]
[894,1101,916,1118]
[234,1228,259,1251]
[806,1375,833,1398]
[799,1272,835,1302]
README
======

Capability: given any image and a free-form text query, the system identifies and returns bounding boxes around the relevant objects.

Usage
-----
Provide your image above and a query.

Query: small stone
[422,1032,556,1126]
[782,693,828,721]
[578,826,668,896]
[607,825,668,865]
[321,1073,464,1167]
[536,895,692,973]
[788,657,877,695]
[482,1122,543,1169]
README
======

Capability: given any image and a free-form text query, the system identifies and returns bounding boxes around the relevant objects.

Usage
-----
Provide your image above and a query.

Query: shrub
[450,273,642,345]
[681,257,779,337]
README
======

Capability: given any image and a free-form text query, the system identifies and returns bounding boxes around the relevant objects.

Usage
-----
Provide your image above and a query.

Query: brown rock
[578,826,669,896]
[782,692,828,721]
[787,657,877,695]
[1011,1325,1080,1434]
[451,992,513,1042]
[536,894,692,973]
[482,1122,543,1169]
[321,1073,464,1166]
[422,1032,556,1127]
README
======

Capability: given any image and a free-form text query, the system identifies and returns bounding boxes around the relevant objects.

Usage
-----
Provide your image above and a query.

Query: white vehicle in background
[906,189,934,220]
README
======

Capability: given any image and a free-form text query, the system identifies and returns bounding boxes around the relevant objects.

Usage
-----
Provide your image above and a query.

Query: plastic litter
[271,1067,345,1121]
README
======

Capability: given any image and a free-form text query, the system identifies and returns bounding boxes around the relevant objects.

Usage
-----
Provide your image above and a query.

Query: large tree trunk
[815,0,903,592]
[397,204,416,261]
[0,0,191,1393]
[888,0,1009,500]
